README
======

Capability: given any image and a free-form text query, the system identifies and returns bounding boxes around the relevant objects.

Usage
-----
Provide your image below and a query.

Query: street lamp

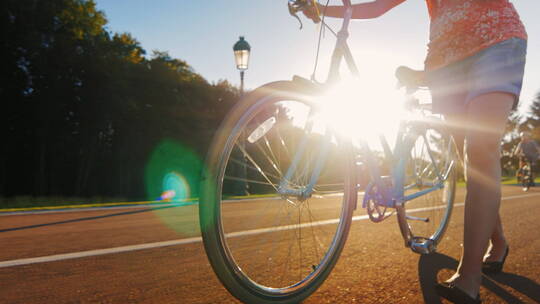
[233,36,251,94]
[233,36,251,196]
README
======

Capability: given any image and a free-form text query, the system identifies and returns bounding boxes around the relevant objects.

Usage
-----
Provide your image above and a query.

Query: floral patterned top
[425,0,527,71]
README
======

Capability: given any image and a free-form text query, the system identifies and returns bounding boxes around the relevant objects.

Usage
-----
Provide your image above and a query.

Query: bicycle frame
[277,0,454,213]
[200,3,458,300]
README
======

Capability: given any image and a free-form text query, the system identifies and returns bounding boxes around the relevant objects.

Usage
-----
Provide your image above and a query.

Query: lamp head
[233,36,251,71]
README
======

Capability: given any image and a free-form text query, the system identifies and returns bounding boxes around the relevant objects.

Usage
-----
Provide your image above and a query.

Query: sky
[94,0,539,114]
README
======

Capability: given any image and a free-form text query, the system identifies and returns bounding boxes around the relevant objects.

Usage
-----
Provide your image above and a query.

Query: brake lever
[288,1,304,30]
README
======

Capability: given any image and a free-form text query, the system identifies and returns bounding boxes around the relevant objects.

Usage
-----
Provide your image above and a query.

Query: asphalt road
[1,185,539,303]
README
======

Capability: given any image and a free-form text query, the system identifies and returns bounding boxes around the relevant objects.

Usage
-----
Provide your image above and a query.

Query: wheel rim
[213,94,353,294]
[402,125,455,246]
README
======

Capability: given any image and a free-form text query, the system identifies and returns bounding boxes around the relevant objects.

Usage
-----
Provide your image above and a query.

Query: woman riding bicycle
[305,0,527,303]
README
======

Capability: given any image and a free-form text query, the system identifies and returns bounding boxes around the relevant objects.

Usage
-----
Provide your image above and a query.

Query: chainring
[363,181,394,223]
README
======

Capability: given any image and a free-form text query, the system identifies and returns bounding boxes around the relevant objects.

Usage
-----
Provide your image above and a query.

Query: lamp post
[233,36,251,94]
[233,36,251,195]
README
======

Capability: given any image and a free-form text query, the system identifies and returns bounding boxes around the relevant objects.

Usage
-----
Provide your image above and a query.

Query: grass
[2,176,539,212]
[455,176,540,187]
[501,177,540,185]
[0,193,278,212]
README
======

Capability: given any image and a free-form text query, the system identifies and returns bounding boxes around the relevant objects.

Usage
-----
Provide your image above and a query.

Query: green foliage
[501,111,522,175]
[1,0,240,202]
[501,92,540,176]
[524,92,540,138]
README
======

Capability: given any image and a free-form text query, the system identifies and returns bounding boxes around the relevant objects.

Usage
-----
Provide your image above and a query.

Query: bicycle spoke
[224,175,277,187]
[263,134,283,174]
[254,141,283,176]
[236,142,280,192]
[204,92,353,294]
[229,157,282,183]
[401,123,456,248]
[306,200,327,261]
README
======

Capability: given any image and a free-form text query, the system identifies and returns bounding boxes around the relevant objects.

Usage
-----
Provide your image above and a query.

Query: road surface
[1,185,539,303]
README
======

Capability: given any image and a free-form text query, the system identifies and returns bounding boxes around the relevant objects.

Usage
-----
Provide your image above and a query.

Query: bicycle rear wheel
[396,119,457,254]
[199,81,356,303]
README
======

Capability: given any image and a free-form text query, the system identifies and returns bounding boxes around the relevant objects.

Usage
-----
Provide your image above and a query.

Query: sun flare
[315,76,413,148]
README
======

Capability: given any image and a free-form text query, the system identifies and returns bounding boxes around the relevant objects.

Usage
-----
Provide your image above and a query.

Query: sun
[315,75,413,149]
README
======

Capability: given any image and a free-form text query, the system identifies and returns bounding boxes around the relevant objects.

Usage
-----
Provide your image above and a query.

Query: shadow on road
[418,252,540,303]
[484,272,540,303]
[0,204,193,233]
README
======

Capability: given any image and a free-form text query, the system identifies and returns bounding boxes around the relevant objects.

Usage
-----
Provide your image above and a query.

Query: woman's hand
[302,1,322,23]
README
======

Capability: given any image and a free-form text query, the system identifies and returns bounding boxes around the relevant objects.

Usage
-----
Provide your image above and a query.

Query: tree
[500,91,540,176]
[1,0,241,201]
[2,0,110,196]
[523,92,540,138]
[501,111,522,176]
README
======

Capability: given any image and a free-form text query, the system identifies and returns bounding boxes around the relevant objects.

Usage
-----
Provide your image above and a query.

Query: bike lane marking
[1,192,538,269]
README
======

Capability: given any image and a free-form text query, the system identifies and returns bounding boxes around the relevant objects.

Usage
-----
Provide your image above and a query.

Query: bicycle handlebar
[287,0,358,82]
[288,0,352,28]
[288,0,320,28]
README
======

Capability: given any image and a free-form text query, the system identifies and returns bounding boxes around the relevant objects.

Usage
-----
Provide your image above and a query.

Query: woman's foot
[440,273,481,301]
[483,241,508,263]
[483,246,509,274]
[435,282,482,304]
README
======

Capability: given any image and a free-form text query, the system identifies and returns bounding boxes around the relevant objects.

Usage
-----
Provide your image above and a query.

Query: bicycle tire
[396,119,457,254]
[199,80,356,303]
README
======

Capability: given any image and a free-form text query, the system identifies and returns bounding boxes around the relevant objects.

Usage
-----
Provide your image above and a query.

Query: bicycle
[199,1,458,303]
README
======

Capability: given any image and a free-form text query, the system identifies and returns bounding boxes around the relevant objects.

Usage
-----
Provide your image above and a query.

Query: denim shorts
[427,38,527,115]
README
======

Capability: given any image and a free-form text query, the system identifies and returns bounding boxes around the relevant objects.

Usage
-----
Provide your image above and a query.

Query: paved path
[1,185,539,303]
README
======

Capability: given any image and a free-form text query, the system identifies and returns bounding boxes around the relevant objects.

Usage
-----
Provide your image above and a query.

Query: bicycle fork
[277,126,333,201]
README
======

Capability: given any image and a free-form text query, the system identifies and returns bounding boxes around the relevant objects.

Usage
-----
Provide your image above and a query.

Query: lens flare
[159,190,176,201]
[145,139,202,202]
[145,139,202,237]
[161,172,190,203]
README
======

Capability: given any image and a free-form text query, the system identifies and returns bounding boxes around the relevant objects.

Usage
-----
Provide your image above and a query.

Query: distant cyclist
[513,131,540,182]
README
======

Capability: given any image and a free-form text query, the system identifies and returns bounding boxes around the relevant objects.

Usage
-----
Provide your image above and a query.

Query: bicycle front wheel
[396,119,457,254]
[199,81,356,303]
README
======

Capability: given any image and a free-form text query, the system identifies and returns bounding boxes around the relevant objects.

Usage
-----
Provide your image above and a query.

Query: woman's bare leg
[445,92,514,297]
[447,112,509,262]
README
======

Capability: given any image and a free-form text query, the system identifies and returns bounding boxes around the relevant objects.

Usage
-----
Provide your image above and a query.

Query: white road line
[0,237,202,268]
[1,192,538,269]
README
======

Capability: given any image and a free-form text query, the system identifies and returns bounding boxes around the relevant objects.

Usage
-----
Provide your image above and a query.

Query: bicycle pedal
[410,238,436,255]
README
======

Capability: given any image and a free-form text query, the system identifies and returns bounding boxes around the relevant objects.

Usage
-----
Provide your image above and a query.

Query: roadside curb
[0,199,198,214]
[0,194,274,214]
